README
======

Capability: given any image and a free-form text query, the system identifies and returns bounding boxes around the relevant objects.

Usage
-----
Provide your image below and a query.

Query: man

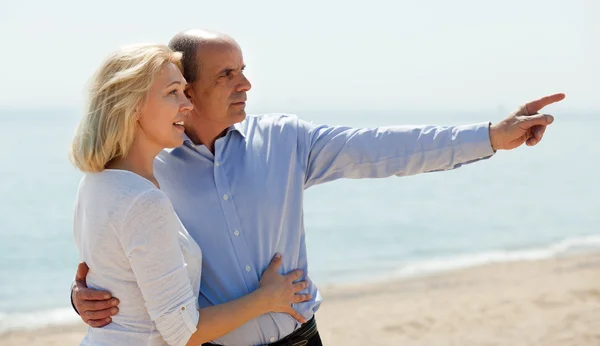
[71,29,565,346]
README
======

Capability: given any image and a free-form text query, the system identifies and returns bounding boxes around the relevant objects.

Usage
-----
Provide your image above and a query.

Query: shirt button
[234,230,240,236]
[270,337,275,342]
[246,265,251,272]
[223,194,229,201]
[215,161,220,167]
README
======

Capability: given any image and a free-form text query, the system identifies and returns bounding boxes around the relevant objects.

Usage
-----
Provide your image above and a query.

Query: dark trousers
[302,331,323,346]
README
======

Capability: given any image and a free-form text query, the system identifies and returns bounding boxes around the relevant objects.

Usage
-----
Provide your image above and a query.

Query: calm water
[1,108,598,331]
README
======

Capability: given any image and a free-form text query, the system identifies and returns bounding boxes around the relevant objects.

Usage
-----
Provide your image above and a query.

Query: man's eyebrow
[216,65,246,76]
[216,67,234,75]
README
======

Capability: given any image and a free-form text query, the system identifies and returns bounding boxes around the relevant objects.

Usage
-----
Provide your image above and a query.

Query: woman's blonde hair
[70,43,183,172]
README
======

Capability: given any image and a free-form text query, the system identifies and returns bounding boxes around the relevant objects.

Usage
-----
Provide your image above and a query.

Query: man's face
[185,41,251,129]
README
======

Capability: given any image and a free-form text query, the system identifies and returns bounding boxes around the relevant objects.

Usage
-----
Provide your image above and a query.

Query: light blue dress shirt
[154,114,495,345]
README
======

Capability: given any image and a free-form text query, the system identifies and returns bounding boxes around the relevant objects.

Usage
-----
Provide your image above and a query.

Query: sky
[1,0,597,113]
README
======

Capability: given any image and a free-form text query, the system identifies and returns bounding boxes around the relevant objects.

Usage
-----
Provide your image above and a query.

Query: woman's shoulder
[78,170,168,219]
[82,169,157,196]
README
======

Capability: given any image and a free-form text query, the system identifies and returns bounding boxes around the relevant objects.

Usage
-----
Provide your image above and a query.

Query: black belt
[203,316,318,346]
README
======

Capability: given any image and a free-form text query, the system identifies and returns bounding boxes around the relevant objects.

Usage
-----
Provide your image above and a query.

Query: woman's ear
[134,102,144,120]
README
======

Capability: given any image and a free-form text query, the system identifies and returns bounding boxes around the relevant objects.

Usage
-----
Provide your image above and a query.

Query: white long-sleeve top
[73,169,202,346]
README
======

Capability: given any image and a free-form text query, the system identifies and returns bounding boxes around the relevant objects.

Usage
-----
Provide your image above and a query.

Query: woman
[70,44,311,346]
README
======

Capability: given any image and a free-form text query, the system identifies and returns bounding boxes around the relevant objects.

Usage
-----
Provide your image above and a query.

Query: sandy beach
[3,252,600,346]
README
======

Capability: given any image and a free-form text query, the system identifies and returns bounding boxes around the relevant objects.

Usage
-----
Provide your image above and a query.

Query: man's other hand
[72,262,119,327]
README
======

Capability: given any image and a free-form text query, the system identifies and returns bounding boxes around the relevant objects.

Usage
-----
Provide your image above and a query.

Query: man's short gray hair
[168,33,201,83]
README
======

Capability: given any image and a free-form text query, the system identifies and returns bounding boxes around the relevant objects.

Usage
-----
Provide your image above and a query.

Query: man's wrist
[488,122,499,152]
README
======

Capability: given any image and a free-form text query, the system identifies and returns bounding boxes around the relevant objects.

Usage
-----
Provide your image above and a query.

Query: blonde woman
[70,44,311,346]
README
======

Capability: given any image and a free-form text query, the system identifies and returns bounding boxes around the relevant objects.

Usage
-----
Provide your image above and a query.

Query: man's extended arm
[300,121,494,188]
[298,93,564,188]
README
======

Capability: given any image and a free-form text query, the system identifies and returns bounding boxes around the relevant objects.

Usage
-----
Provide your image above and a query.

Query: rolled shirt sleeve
[297,118,496,188]
[118,189,199,346]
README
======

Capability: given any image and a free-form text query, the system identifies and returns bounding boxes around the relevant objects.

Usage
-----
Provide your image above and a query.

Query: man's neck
[185,120,231,154]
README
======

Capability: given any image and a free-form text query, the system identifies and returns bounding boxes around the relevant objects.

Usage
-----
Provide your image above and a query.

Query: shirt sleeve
[117,189,199,346]
[297,118,496,188]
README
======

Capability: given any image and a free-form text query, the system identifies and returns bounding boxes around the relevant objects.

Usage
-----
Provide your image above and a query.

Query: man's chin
[225,107,247,125]
[233,110,247,121]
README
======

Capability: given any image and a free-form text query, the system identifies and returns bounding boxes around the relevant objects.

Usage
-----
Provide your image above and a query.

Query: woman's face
[137,62,193,150]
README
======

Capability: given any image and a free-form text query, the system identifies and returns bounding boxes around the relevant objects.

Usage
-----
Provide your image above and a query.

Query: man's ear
[184,85,194,103]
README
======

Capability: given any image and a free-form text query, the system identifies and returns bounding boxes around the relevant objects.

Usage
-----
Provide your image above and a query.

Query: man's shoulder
[243,113,315,134]
[155,149,178,169]
[245,112,299,126]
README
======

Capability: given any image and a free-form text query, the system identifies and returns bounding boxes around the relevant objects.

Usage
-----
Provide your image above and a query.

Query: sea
[1,107,598,333]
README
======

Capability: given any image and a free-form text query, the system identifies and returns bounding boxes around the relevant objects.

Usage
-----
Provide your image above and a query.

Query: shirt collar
[231,121,247,138]
[180,121,247,148]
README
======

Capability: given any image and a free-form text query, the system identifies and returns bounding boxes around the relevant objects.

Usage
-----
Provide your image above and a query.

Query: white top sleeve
[117,188,200,346]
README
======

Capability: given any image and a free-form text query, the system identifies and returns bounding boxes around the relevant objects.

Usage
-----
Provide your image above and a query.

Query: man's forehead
[196,41,244,71]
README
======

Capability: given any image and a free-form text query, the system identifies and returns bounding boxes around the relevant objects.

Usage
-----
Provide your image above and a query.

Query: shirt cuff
[156,299,199,346]
[454,122,496,161]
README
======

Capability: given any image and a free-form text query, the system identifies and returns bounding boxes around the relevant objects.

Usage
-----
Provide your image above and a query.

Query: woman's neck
[107,139,161,188]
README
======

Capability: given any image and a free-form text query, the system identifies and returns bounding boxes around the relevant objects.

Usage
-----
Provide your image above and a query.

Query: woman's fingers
[292,280,308,292]
[285,307,308,324]
[293,294,312,303]
[285,269,304,282]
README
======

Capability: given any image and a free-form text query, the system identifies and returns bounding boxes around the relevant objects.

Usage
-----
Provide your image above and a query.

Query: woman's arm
[119,189,203,346]
[187,254,309,345]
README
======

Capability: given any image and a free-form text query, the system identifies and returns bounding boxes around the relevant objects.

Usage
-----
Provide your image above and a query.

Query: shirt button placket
[214,154,254,284]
